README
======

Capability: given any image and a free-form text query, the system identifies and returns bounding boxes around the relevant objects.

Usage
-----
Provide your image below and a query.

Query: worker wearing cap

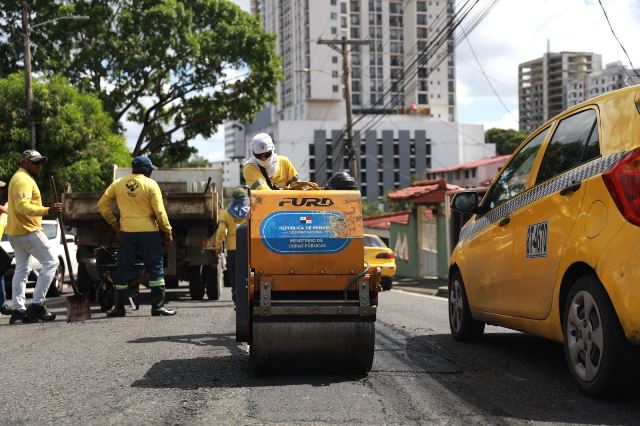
[215,188,249,303]
[98,155,176,317]
[243,133,299,190]
[0,180,10,316]
[6,150,63,324]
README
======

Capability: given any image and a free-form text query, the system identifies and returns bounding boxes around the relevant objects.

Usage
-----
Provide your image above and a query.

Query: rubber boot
[151,287,176,316]
[23,303,56,323]
[106,289,127,317]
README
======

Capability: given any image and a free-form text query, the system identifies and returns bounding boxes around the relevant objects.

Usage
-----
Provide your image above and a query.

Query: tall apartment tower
[252,0,456,123]
[519,51,602,133]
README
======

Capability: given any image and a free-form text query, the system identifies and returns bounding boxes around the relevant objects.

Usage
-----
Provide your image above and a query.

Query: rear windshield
[364,235,387,248]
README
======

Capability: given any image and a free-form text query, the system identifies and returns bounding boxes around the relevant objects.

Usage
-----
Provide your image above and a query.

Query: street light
[21,2,89,149]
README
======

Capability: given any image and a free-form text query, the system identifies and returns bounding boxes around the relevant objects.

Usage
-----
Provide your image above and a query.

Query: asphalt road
[1,285,639,425]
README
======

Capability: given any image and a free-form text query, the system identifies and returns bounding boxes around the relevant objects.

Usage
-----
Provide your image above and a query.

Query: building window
[331,27,337,34]
[333,85,339,92]
[332,56,338,64]
[331,0,337,4]
[331,12,337,19]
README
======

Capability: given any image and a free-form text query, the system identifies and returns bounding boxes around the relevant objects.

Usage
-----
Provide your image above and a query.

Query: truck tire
[77,262,96,302]
[188,265,204,300]
[203,264,220,300]
[3,275,11,299]
[235,225,249,343]
[47,262,65,297]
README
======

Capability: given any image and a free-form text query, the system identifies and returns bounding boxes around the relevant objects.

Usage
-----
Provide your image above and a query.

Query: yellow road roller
[235,186,380,372]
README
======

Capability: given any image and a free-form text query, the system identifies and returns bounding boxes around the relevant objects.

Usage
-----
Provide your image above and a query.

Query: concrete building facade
[252,0,456,123]
[519,51,602,134]
[244,116,490,204]
[566,61,640,107]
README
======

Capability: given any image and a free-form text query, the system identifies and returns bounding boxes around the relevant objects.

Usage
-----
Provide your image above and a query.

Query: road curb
[437,285,449,298]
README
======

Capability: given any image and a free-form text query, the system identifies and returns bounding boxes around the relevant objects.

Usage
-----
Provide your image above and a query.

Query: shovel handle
[49,176,80,295]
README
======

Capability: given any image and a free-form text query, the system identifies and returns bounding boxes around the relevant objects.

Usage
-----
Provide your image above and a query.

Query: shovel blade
[66,294,91,322]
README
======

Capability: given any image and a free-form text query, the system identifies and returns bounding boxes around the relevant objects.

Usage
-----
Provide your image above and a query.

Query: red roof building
[424,155,510,188]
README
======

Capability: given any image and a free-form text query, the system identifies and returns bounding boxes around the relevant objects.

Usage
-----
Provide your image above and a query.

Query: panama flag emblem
[300,216,312,224]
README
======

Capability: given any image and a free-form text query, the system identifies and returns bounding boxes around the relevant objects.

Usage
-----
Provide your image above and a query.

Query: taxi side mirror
[451,192,481,214]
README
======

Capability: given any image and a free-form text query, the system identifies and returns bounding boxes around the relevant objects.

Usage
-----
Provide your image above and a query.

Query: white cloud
[457,0,640,130]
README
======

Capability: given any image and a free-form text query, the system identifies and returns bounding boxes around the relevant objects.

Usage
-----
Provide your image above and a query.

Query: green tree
[485,128,528,155]
[1,0,281,164]
[0,73,130,193]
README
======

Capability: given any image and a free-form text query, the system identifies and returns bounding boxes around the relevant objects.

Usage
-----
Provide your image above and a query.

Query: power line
[597,0,640,79]
[462,28,517,124]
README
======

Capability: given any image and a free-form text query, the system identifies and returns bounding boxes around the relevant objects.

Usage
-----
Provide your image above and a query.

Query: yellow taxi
[364,234,396,290]
[449,85,640,398]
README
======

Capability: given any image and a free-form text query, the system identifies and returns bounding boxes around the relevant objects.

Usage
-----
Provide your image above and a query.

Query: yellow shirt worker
[214,188,249,304]
[0,180,10,315]
[97,155,175,317]
[6,150,62,324]
[243,133,299,190]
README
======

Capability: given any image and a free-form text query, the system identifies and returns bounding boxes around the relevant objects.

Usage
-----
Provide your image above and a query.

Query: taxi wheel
[563,274,631,398]
[448,271,484,342]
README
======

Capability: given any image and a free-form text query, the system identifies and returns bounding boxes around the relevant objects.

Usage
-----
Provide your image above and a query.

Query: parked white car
[1,220,78,297]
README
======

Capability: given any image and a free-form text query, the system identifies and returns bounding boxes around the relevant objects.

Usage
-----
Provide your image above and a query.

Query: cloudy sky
[128,0,640,161]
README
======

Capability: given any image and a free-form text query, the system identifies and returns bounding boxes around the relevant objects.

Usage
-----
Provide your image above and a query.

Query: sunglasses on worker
[253,151,273,160]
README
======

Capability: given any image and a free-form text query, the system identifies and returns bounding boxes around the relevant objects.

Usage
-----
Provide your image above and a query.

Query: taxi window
[535,109,599,185]
[364,235,386,248]
[482,128,548,211]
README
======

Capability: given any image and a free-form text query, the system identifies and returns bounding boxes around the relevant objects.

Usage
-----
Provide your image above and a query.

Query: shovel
[50,176,91,322]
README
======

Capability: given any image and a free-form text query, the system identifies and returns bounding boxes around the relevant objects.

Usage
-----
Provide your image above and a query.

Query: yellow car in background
[449,85,640,398]
[364,234,396,291]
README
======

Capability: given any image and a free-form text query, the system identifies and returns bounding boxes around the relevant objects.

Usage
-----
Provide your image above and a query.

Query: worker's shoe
[106,289,127,317]
[23,303,56,323]
[0,304,11,316]
[8,309,26,325]
[150,287,176,316]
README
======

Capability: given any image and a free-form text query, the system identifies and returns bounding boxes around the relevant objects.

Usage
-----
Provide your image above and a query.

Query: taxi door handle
[499,216,511,227]
[560,181,582,196]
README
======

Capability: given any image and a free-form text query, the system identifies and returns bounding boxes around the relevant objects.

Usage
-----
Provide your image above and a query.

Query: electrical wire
[597,0,640,79]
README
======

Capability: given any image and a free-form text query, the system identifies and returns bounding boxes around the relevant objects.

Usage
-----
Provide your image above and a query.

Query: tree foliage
[485,128,528,155]
[0,0,281,165]
[0,73,130,193]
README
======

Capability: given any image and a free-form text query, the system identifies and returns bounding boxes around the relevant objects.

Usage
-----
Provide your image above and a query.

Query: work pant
[10,231,59,310]
[113,231,165,291]
[0,275,6,307]
[227,250,236,302]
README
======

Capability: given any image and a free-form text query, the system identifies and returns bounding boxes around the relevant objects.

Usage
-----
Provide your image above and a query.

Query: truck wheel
[203,265,220,300]
[47,262,65,297]
[3,275,11,299]
[381,277,393,291]
[188,265,204,300]
[563,274,632,398]
[77,262,96,302]
[448,270,485,342]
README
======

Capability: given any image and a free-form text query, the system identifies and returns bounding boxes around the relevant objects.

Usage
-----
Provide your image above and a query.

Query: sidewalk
[391,276,449,297]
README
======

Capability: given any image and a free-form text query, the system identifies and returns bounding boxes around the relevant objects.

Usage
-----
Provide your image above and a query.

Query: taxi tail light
[376,252,395,259]
[603,147,640,226]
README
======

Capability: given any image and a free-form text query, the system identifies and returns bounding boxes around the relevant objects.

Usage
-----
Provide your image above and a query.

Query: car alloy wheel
[449,278,464,334]
[448,271,484,341]
[566,290,603,382]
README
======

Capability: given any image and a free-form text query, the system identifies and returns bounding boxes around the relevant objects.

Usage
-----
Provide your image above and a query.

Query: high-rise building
[566,61,640,107]
[519,51,602,134]
[252,0,456,123]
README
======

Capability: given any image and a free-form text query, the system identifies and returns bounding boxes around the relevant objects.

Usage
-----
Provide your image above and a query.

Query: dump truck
[62,166,223,304]
[235,188,381,372]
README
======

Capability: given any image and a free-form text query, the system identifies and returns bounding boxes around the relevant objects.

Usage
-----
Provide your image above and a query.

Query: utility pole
[22,1,36,150]
[317,36,369,184]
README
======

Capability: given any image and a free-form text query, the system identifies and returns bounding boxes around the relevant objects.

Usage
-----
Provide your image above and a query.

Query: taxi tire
[448,271,484,342]
[562,274,632,398]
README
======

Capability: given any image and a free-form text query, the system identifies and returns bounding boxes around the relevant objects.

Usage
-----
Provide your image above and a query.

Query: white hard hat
[251,133,275,154]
